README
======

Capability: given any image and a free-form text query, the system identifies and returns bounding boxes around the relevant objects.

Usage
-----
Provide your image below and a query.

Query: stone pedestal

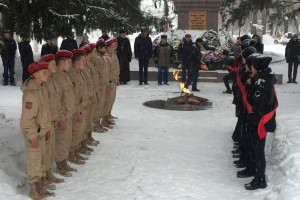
[173,0,222,30]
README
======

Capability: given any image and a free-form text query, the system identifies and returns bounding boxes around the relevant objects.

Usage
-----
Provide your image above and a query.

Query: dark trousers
[185,68,199,89]
[253,131,266,178]
[158,66,169,84]
[139,58,149,83]
[120,62,130,83]
[288,60,298,81]
[181,65,190,83]
[223,72,235,91]
[2,58,15,83]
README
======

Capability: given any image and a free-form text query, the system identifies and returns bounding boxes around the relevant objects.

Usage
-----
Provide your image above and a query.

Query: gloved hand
[60,121,67,130]
[46,131,51,141]
[31,139,39,148]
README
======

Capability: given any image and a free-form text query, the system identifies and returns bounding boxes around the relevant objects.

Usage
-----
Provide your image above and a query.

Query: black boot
[231,149,240,154]
[237,168,255,178]
[3,80,8,86]
[223,90,232,94]
[192,88,200,92]
[292,79,298,84]
[287,79,292,83]
[10,81,16,86]
[232,154,240,159]
[245,176,267,190]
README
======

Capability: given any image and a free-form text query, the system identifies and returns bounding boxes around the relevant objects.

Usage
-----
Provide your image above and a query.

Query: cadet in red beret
[41,54,65,186]
[20,61,54,199]
[53,50,77,176]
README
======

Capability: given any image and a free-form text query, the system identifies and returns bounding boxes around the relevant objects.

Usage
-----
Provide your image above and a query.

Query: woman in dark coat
[117,30,132,84]
[18,39,34,83]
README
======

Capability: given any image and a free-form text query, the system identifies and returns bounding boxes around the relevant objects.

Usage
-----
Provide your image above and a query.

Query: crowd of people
[227,35,278,190]
[19,36,120,199]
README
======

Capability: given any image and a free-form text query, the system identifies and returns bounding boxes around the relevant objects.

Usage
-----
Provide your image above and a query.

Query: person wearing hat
[41,39,58,57]
[67,49,91,165]
[1,30,17,86]
[103,38,120,127]
[153,34,174,85]
[53,50,77,177]
[117,29,132,85]
[285,34,300,83]
[244,55,277,190]
[99,30,110,41]
[60,32,78,51]
[184,37,203,91]
[40,54,65,189]
[178,33,194,84]
[19,37,34,83]
[20,61,54,199]
[252,34,264,54]
[79,34,90,48]
[134,27,153,85]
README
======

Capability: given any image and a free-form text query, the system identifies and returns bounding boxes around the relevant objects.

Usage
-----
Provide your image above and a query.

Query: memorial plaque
[189,11,207,30]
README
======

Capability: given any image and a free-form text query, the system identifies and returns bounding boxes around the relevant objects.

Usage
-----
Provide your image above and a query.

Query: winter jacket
[60,38,78,51]
[67,67,90,114]
[41,43,58,57]
[52,68,76,122]
[117,36,132,64]
[178,38,194,67]
[79,40,89,48]
[1,38,17,59]
[247,68,277,132]
[134,34,152,60]
[285,38,300,63]
[99,35,110,41]
[104,52,120,82]
[191,44,202,69]
[211,56,235,72]
[91,52,109,87]
[153,42,174,67]
[20,77,52,140]
[44,74,61,123]
[252,34,264,54]
[18,41,34,68]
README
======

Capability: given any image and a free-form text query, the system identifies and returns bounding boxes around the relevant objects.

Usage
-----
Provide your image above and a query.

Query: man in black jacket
[18,38,34,83]
[285,34,300,83]
[1,30,17,86]
[117,29,132,84]
[99,30,110,41]
[178,34,194,84]
[184,37,202,91]
[252,34,264,54]
[134,28,152,85]
[60,32,78,51]
[41,39,58,57]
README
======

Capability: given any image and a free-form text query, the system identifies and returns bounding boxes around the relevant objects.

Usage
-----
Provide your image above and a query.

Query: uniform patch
[72,82,76,87]
[25,102,32,109]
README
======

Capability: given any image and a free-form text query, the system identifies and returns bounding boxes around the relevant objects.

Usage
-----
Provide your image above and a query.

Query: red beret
[72,49,86,55]
[55,50,73,59]
[88,43,96,49]
[80,44,91,53]
[96,39,105,47]
[237,36,241,40]
[40,54,55,62]
[28,61,48,74]
[106,37,117,46]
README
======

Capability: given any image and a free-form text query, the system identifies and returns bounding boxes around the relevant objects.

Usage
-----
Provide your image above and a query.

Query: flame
[173,70,191,94]
[173,71,179,81]
[180,82,191,94]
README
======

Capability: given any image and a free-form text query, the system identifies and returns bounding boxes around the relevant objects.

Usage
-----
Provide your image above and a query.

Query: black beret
[119,29,125,34]
[196,37,203,43]
[222,49,230,56]
[241,35,251,42]
[253,55,272,70]
[161,34,167,39]
[242,46,257,59]
[245,53,261,67]
[185,34,191,38]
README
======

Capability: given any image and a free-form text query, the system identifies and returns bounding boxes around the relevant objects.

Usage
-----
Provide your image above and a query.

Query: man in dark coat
[41,39,58,57]
[1,30,17,86]
[285,34,300,83]
[79,34,90,48]
[18,38,34,83]
[252,34,264,54]
[184,37,203,91]
[60,32,78,51]
[99,30,110,41]
[134,28,152,85]
[153,34,174,85]
[117,29,132,84]
[178,34,194,84]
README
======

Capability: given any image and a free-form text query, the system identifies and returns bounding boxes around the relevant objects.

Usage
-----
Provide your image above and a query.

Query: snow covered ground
[1,39,300,200]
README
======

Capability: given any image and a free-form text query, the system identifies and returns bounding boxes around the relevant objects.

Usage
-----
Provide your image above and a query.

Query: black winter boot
[245,176,267,190]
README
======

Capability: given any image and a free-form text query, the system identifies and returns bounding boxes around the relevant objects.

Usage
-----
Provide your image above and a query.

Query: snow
[0,40,300,200]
